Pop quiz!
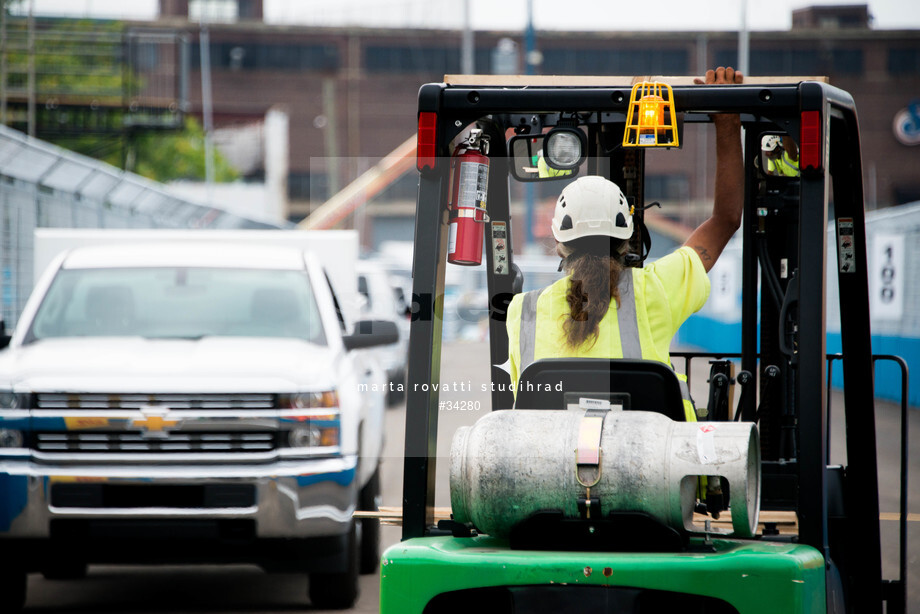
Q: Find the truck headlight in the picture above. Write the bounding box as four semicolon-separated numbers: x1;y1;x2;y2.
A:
288;421;340;449
281;391;340;450
0;390;26;409
280;391;339;409
0;429;23;448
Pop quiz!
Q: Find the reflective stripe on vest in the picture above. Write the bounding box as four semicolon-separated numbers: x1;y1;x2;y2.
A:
677;373;692;405
518;270;694;406
616;270;641;359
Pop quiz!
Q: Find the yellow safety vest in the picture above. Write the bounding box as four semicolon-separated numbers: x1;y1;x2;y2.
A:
767;151;800;177
506;246;710;420
537;154;573;178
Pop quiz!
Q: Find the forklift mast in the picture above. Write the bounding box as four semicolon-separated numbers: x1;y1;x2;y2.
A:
399;76;904;614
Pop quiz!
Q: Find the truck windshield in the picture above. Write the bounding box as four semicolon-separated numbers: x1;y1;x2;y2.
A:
25;267;327;345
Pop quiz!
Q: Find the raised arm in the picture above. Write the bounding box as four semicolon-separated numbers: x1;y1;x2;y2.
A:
684;66;744;272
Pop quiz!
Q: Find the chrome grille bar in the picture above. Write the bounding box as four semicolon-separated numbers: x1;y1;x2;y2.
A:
35;432;277;453
35;393;275;410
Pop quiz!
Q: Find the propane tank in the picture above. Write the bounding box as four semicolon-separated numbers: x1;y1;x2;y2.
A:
447;129;490;266
450;410;760;539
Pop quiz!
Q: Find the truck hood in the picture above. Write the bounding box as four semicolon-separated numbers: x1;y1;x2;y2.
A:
0;337;339;392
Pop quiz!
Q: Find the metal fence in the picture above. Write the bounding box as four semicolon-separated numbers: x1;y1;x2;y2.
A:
0;124;286;328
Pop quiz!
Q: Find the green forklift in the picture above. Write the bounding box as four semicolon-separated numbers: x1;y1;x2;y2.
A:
379;74;909;614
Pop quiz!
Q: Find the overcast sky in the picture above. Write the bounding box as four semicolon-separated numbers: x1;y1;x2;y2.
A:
14;0;920;31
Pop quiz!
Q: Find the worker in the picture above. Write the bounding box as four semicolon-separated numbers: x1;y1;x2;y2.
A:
506;67;745;421
762;135;800;177
532;149;573;178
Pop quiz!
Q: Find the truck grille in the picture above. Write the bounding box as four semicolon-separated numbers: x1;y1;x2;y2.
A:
35;393;275;410
34;432;278;453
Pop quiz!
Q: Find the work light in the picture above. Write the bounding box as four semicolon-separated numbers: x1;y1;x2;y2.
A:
623;81;680;148
544;126;586;170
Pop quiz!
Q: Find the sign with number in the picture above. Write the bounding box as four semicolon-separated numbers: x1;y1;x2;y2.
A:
869;233;905;320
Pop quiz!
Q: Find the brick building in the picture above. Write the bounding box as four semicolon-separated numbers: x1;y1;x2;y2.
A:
153;2;920;248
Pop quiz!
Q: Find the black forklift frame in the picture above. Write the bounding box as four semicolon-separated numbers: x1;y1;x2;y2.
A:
402;79;903;614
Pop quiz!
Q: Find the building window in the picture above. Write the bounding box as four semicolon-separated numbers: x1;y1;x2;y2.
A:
760;50;819;75
190;0;238;23
888;47;920;76
474;48;493;74
133;41;160;72
192;42;339;71
365;46;457;75
716;47;863;77
237;0;260;19
715;49;821;75
288;172;329;202
542;48;688;75
363;45;492;74
831;49;864;75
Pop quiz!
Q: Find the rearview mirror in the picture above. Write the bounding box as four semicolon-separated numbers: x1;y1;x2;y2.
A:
508;134;581;182
760;134;801;178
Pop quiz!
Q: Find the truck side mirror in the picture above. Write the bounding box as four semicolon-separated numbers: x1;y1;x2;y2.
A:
343;319;399;351
0;321;10;350
507;134;582;183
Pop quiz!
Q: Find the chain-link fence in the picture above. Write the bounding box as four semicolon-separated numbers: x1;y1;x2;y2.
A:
0;124;287;329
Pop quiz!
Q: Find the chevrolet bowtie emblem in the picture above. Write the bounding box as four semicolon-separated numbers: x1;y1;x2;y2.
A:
132;406;180;438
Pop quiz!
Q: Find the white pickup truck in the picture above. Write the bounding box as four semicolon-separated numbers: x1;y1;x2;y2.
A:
0;229;396;611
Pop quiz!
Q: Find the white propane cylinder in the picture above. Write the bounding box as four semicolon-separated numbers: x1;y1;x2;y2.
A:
450;410;760;539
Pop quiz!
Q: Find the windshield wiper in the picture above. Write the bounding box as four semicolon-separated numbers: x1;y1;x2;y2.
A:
144;335;208;341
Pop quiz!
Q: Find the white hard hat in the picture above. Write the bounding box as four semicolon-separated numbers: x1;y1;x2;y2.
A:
762;135;782;152
551;176;633;242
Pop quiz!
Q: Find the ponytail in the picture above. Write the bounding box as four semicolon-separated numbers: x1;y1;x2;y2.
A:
557;238;628;349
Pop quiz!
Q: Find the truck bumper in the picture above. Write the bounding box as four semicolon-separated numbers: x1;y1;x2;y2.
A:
0;456;357;543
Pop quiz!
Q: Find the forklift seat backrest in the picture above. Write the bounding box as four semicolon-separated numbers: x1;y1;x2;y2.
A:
513;358;686;421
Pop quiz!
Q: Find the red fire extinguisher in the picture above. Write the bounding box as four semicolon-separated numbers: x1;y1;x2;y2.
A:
447;129;490;266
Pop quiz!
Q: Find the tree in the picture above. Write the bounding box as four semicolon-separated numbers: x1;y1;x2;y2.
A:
127;117;240;183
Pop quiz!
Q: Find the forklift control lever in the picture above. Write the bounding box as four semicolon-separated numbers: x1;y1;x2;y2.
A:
706;360;735;421
753;365;782;423
734;370;754;421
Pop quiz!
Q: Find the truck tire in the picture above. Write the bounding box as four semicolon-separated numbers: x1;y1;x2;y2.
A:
308;521;359;609
0;567;26;612
42;561;88;580
359;467;381;574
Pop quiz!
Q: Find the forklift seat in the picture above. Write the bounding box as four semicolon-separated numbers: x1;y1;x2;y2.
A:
513;358;686;421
